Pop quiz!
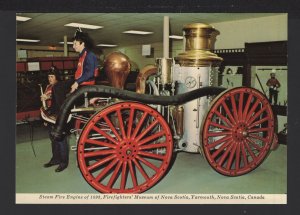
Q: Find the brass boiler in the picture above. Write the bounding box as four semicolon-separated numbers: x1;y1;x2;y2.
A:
103;51;131;89
173;23;223;152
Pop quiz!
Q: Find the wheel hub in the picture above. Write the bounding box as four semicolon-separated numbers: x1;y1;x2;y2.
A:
233;123;248;141
126;149;132;155
118;139;137;160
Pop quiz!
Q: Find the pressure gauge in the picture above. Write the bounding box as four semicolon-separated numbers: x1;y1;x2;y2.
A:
185;76;197;88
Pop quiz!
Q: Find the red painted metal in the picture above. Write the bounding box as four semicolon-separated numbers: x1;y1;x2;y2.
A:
16;110;41;121
78;102;173;193
201;87;274;176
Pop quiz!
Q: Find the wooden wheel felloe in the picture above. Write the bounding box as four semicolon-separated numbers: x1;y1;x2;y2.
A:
77;102;173;193
201;87;274;176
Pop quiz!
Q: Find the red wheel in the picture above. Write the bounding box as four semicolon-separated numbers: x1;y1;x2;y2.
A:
78;102;173;193
201;87;274;176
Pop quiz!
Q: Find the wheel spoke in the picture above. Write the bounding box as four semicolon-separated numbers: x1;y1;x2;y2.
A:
103;115;122;141
131;112;148;139
138;130;165;146
107;160;123;189
244;141;257;162
214;110;233;127
238;91;244;120
84;149;115;158
127;108;135;138
95;158;118;182
92;126;119;145
132;158;150;181
135;119;159;142
87;154;116;171
217;143;235;167
139;142;168;150
85;139;116;149
207;131;232;137
120;161;128;190
221;101;236;125
242;94;253;120
207;135;232;149
136;155;159;172
235;142;241;171
209;121;232;131
128;160;138;187
230;94;239;121
245;99;260;122
226;142;238;170
248;133;268;142
248;127;270;133
211;139;233;159
248;116;269;129
246;106;267;126
245;138;263;152
138;151;165;160
240;141;248;166
117;109;127;139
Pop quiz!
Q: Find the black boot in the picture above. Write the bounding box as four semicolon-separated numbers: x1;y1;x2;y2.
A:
43;160;59;168
54;137;69;172
55;163;68;172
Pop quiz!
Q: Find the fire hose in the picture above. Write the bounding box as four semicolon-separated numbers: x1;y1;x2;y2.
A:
51;85;226;140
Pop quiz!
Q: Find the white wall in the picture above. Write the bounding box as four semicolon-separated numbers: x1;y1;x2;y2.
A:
102;42;166;71
102;14;287;69
213;14;287;49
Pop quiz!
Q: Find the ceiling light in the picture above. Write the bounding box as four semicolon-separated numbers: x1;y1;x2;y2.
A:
16;16;31;22
16;39;40;43
64;23;103;30
123;30;153;35
169;35;184;39
59;41;73;45
97;44;118;47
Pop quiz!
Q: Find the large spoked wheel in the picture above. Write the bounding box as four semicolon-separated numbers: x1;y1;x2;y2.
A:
78;102;173;193
201;87;274;176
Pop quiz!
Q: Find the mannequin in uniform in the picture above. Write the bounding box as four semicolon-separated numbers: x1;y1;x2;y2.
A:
41;67;69;172
50;28;98;112
266;69;281;105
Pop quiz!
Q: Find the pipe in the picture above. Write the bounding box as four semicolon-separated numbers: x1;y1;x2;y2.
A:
146;80;159;96
64;35;68;57
51;85;226;140
163;16;169;59
135;65;157;94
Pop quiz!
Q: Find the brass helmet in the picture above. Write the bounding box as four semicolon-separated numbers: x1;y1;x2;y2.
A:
103;51;131;89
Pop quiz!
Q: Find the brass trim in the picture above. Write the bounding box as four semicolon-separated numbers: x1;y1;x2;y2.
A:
136;65;157;94
176;23;223;67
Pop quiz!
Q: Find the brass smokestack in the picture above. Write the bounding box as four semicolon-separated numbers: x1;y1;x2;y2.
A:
175;23;223;67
